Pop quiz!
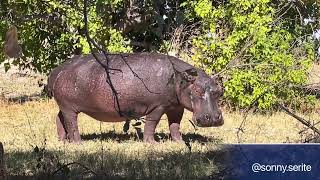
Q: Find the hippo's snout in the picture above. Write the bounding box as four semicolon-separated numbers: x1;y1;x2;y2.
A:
194;113;224;127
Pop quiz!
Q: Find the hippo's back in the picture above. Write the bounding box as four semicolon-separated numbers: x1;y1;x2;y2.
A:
47;53;195;119
47;56;78;97
47;53;194;97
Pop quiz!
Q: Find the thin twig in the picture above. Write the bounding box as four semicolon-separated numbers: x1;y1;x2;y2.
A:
299;120;320;134
236;91;267;143
51;162;97;176
99;121;104;171
119;54;160;94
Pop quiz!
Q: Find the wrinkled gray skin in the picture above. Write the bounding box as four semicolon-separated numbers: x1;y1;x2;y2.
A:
47;53;223;143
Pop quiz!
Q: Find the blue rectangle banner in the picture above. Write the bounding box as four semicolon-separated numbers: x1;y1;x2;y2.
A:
219;144;320;180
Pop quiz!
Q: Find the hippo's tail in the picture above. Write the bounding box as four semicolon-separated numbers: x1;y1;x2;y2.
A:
37;77;53;98
44;84;53;98
45;73;55;98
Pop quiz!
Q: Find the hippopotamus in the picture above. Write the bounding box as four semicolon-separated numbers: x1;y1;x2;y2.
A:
47;53;223;143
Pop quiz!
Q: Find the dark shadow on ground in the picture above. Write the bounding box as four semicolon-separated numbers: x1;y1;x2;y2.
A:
4;145;230;180
6;145;320;179
3;93;46;104
81;131;222;144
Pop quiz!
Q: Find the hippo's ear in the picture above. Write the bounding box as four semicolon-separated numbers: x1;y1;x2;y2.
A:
182;68;198;82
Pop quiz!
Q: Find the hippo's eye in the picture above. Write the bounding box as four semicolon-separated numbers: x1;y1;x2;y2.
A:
210;88;217;93
209;86;223;96
208;87;219;95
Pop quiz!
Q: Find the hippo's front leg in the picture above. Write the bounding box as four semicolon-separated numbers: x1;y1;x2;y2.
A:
166;106;184;141
144;107;164;143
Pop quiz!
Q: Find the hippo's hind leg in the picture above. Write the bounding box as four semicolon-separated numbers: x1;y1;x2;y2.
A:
56;110;81;143
166;106;184;141
56;111;66;141
144;107;164;143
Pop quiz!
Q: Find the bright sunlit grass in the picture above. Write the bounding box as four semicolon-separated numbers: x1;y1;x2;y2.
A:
0;66;319;178
0;99;317;178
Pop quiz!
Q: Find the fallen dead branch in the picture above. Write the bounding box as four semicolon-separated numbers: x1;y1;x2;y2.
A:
279;104;320;136
51;162;97;177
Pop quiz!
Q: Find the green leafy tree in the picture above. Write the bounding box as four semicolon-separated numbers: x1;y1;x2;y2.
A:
0;0;131;74
0;0;318;110
0;0;193;73
190;0;317;110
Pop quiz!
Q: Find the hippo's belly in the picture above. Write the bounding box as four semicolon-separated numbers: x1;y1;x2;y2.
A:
83;112;127;122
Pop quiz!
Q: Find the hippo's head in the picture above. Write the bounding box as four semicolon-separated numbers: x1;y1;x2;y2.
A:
178;69;224;127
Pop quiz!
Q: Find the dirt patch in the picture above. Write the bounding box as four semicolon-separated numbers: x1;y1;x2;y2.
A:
0;65;46;102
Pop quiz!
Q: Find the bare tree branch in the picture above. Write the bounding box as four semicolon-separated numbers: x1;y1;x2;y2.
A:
83;0;123;116
83;0;161;118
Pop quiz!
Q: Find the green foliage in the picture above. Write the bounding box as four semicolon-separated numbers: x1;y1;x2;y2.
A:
0;0;131;74
190;0;316;110
106;29;132;53
0;0;318;110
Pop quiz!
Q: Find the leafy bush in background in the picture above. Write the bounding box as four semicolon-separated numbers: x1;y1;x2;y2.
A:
190;0;317;110
0;0;319;111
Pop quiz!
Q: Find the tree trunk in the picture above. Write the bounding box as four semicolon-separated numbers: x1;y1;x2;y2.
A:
0;142;6;180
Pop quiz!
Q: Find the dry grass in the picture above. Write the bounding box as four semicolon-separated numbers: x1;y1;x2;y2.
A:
0;66;320;179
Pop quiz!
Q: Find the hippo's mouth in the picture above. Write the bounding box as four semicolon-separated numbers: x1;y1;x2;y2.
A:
193;114;224;127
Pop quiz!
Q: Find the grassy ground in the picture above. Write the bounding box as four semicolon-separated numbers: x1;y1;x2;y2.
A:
0;66;319;179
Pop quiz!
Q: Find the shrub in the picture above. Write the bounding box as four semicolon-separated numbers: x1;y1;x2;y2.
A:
190;0;316;110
